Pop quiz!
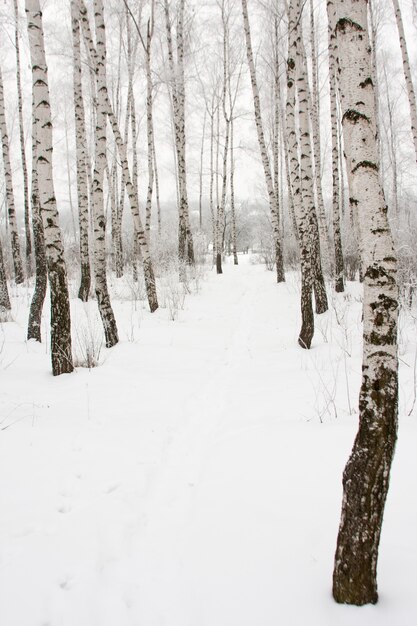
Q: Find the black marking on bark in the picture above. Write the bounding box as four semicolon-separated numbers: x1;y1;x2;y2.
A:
352;160;378;174
343;109;370;124
360;77;373;89
336;18;365;34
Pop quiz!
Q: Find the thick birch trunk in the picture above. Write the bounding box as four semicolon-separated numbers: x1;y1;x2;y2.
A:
0;69;24;285
391;0;417;167
71;0;91;302
332;0;398;605
241;0;284;283
26;0;73;375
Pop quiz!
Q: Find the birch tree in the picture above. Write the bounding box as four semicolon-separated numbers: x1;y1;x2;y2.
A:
164;0;195;272
0;239;11;315
286;0;314;348
332;0;398;604
13;0;32;269
90;0;119;347
0;68;24;285
25;0;73;375
241;0;284;283
27;94;47;342
71;0;91;302
326;0;344;292
391;0;417;167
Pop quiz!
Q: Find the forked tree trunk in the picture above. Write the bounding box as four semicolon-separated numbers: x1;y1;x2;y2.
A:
296;27;328;316
13;0;32;271
391;0;417;167
80;0;158;313
0;68;24;285
26;0;73;375
241;0;284;283
90;0;119;348
332;0;398;605
326;0;344;292
286;0;314;349
71;0;91;302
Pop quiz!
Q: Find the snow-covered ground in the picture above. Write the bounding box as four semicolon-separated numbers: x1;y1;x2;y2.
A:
0;255;416;626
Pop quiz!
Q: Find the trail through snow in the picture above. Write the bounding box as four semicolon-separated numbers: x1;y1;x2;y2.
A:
0;256;416;625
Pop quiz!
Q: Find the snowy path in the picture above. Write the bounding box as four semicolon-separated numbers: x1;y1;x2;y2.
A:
0;257;416;626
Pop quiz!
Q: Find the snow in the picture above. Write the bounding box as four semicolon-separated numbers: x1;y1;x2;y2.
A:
0;255;416;625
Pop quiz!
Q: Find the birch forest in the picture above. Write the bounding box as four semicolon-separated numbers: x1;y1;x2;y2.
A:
0;0;416;622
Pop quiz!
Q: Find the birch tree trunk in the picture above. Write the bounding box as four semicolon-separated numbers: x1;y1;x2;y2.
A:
326;0;344;292
306;6;332;273
241;0;284;283
295;7;328;315
286;0;314;348
71;0;91;302
0;239;11;314
0;68;24;285
27;95;47;342
332;0;398;604
13;0;32;271
25;0;73;375
391;0;417;167
90;0;119;348
164;0;194;273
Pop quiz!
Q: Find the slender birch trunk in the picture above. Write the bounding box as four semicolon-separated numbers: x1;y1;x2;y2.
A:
332;0;398;605
0;237;11;314
152;133;162;234
27;93;47;342
241;0;284;283
71;0;91;302
25;0;73;375
13;0;32;270
89;0;118;348
0;68;24;285
327;0;344;292
306;4;331;272
199;110;206;230
164;0;194;272
391;0;417;167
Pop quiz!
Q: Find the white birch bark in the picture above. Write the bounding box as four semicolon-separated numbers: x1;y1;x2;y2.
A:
71;0;91;302
295;9;328;315
332;0;398;605
286;0;314;348
25;0;73;375
0;239;11;313
391;0;417;167
326;0;344;292
13;0;32;269
27;91;47;342
241;0;284;282
89;0;119;348
164;0;194;271
0;68;24;285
